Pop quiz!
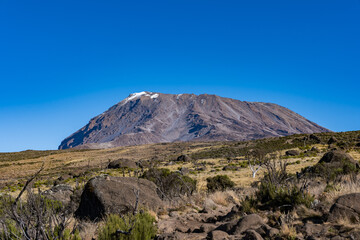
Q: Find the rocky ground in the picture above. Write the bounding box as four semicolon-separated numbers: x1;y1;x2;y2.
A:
1;131;360;239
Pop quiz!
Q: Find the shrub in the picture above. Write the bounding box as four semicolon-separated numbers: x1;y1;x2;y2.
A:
98;211;157;240
256;182;314;211
206;175;235;193
141;168;197;199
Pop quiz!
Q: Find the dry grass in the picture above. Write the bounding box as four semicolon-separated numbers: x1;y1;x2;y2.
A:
1;138;359;195
322;175;360;204
209;190;240;206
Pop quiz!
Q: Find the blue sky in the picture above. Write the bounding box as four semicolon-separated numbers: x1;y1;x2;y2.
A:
0;0;359;152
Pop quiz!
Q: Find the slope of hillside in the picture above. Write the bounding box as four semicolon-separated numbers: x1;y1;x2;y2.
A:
59;92;330;149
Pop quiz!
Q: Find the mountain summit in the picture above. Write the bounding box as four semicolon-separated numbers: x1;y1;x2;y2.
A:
59;92;330;149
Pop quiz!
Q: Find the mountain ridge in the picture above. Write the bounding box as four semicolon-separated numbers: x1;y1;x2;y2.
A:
59;91;330;149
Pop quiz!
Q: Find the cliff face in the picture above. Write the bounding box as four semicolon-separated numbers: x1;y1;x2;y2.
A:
59;92;330;149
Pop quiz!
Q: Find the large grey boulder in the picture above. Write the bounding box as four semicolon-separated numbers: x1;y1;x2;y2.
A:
285;150;299;156
107;159;138;169
216;214;265;235
328;193;360;223
75;176;163;220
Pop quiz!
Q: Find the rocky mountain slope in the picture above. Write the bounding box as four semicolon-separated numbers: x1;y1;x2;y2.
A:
59;91;330;149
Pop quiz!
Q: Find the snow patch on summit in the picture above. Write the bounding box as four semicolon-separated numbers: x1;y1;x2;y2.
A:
123;91;159;104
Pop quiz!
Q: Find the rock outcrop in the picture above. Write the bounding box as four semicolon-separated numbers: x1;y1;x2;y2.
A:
75;176;163;220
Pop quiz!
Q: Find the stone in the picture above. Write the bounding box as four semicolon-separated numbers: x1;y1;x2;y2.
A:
217;214;265;235
328;193;360;223
42;184;73;205
75;176;163;220
207;230;230;240
176;155;192;162
107;159;138;169
285;150;299;156
243;229;264;240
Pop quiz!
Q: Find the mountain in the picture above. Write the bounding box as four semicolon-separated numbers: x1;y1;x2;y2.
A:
59;92;330;149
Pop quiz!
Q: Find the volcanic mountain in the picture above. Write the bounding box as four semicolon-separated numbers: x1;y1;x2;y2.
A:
59;92;330;149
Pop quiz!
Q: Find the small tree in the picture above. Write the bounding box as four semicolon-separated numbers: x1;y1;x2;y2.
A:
246;149;267;178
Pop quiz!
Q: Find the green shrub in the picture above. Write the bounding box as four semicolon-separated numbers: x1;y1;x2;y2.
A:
141;168;197;199
98;211;157;240
255;182;313;211
206;175;235;193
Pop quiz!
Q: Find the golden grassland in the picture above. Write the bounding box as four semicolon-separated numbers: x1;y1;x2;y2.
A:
0;131;359;193
0;146;358;194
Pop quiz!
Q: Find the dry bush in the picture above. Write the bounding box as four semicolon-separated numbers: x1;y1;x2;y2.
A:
323;175;360;203
209;190;239;207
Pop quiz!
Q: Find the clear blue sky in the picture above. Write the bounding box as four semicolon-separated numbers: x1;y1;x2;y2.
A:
0;0;359;152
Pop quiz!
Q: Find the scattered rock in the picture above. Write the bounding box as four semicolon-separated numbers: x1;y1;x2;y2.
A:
328;136;338;145
243;229;264;240
310;146;319;152
43;184;73;205
202;198;219;213
207;230;231;240
176;154;192;162
75;176;163;220
318;151;359;169
222;165;239;171
180;167;190;175
328;193;360;223
217;214;265;235
310;134;321;143
107;159;137;169
285;150;299;156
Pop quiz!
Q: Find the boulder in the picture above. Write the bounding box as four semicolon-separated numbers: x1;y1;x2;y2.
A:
222;165;239;171
176;154;192;162
207;230;231;240
243;230;264;240
217;214;265;235
107;159;138;169
318;151;358;168
75;176;163;220
285;150;299;156
328;136;338;145
310;134;321;143
328;193;360;223
43;184;73;205
310;146;319;152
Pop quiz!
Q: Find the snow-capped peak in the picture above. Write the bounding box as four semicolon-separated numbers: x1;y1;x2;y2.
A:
123;91;159;104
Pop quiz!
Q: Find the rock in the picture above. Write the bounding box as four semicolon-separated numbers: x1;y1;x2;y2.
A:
319;151;354;164
180;167;190;175
310;134;321;143
285;150;299;156
202;198;219;213
75;176;163;220
310;146;319;152
356;142;360;147
107;159;137;169
217;214;265;235
328;136;338;145
243;229;264;240
328;193;360;223
195;166;207;171
43;184;73;205
222;165;239;171
207;230;231;240
317;151;359;169
136;159;150;168
176;154;192;162
165;161;175;166
301;222;329;238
